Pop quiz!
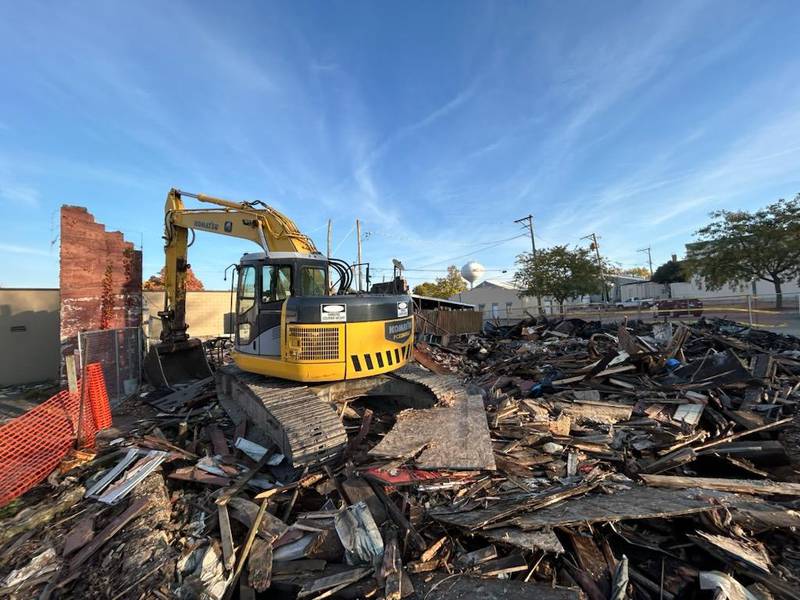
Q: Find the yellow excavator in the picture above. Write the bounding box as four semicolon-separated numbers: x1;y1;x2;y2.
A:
144;189;459;466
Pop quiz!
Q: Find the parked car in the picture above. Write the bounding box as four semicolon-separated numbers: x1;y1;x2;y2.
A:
654;298;704;318
615;297;654;309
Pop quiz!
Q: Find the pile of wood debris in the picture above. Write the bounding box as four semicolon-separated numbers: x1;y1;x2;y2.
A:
2;316;800;599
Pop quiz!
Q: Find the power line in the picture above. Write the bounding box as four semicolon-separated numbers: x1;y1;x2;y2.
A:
637;246;653;277
414;233;528;269
332;222;356;254
581;232;609;303
514;214;543;313
371;267;511;273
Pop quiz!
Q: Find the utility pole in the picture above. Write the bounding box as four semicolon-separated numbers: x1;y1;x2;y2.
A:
514;214;544;314
637;246;653;278
582;232;608;303
356;219;362;292
326;220;333;294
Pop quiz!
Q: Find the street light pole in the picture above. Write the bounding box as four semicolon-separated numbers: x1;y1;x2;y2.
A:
514;214;544;314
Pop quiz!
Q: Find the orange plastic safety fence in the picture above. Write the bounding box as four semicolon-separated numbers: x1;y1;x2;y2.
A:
0;380;97;508
86;363;112;430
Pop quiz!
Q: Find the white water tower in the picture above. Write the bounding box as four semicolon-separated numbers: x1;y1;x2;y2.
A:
461;261;485;289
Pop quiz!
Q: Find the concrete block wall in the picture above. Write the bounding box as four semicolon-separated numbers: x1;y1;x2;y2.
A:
143;290;233;340
0;289;61;385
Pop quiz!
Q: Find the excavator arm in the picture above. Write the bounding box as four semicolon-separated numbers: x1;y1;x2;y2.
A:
159;188;322;344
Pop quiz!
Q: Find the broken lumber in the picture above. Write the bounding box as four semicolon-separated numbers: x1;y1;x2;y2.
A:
640;474;800;496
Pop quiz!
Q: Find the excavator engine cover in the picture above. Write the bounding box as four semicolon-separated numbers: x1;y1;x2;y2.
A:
144;338;213;388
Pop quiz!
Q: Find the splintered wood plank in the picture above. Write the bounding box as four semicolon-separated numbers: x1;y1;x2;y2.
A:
298;567;372;598
480;527;564;554
228;497;289;543
562;529;609;589
248;538;273;592
62;515;95;556
554;401;632;424
695;417;793;451
511;486;744;530
341;477;386;523
208;424;230;457
430;479;601;530
369;395;495;471
691;530;772;573
419;536;447;563
65;498;148;578
474;553;529;577
410;573;583;600
640;475;800;496
218;504;236;571
455;545;497;569
381;531;403;600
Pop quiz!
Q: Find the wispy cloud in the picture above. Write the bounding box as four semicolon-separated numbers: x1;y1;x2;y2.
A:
0;180;40;207
354;80;480;179
0;242;50;257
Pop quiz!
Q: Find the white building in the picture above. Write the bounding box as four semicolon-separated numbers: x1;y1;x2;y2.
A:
619;275;800;302
450;280;537;323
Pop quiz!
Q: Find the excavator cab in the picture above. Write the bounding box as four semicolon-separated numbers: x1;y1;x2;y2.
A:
143;188;413;389
231;252;413;382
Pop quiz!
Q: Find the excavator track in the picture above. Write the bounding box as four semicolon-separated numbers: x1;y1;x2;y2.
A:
388;365;470;407
216;366;348;467
216;363;473;467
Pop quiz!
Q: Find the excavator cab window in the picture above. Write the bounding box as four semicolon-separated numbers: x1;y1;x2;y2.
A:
275;266;292;300
238;266;256;314
301;266;326;296
261;265;292;303
236;265;257;346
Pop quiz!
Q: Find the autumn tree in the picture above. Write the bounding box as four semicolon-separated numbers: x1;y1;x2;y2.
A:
514;246;604;312
686;196;800;308
143;267;205;291
621;266;651;279
413;265;467;299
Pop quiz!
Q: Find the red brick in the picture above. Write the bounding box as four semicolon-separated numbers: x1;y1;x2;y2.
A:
59;206;143;350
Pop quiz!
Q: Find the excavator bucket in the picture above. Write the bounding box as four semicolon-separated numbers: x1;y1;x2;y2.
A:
143;338;213;388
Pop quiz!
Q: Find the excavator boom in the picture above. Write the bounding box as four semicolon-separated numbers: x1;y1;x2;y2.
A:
145;188;326;387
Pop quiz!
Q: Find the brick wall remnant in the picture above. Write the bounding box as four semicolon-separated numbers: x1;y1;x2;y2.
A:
60;206;143;354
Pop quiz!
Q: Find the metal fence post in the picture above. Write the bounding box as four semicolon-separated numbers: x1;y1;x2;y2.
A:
747;295;753;327
137;326;142;387
77;333;83;372
114;331;121;403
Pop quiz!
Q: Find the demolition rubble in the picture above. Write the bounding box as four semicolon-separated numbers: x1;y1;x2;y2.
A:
2;316;800;599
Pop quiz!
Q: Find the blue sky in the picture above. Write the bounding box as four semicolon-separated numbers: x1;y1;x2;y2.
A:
2;1;800;289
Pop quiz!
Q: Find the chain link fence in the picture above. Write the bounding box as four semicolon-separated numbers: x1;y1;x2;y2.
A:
77;327;142;406
481;293;800;336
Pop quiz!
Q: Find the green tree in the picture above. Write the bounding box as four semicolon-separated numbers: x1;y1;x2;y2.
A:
513;246;604;312
652;260;687;284
686;196;800;308
412;265;467;299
